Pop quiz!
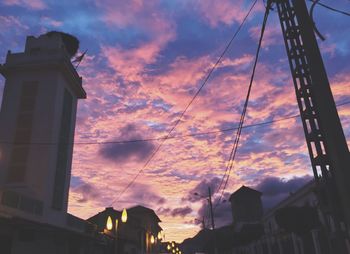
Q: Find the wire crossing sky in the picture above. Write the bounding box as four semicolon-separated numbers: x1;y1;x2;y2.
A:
108;0;259;207
0;0;349;242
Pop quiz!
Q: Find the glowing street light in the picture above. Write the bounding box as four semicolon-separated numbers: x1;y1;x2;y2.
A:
172;249;175;253
172;242;175;248
115;219;119;233
167;244;171;250
158;231;162;240
176;247;179;251
150;235;155;244
106;216;113;230
121;208;128;223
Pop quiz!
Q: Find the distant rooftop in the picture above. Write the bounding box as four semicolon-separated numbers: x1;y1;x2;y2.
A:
229;185;262;201
128;205;162;223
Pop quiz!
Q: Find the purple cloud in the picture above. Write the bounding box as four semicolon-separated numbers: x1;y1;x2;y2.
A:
171;206;193;217
73;181;101;203
157;206;193;217
255;175;313;210
196;193;232;228
183;177;222;202
99;124;155;163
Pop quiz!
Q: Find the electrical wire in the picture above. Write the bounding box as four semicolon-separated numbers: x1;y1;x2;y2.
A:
1;100;349;146
212;0;350;210
309;0;350;17
214;1;272;210
107;0;259;206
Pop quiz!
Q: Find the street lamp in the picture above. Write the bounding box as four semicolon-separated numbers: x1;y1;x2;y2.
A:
121;208;128;223
106;216;113;231
157;231;162;240
167;244;171;251
194;188;215;230
105;210;128;232
150;235;155;244
105;209;128;254
115;219;119;233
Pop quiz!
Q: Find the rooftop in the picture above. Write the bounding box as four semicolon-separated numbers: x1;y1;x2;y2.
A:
229;185;262;201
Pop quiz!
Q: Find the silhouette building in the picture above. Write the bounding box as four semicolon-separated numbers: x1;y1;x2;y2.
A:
0;32;86;226
229;185;263;229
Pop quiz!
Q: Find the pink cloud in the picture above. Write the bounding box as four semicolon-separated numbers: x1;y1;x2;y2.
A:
71;54;346;242
40;17;63;27
249;23;282;49
0;15;29;31
102;42;163;82
330;72;350;101
65;9;350;242
192;0;262;27
2;0;47;10
98;1;176;83
96;0;147;28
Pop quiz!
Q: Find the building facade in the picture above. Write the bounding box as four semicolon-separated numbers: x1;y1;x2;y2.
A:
231;181;350;254
0;32;110;254
182;182;349;254
229;186;263;231
88;206;163;254
0;32;86;226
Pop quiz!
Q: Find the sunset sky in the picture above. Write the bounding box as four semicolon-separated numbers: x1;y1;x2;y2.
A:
0;0;349;242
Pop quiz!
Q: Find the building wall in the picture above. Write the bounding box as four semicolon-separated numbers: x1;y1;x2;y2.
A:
231;194;263;224
230;181;350;254
0;33;85;228
0;216;108;254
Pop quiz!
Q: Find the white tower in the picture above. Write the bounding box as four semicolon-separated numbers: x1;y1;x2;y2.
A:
0;32;86;226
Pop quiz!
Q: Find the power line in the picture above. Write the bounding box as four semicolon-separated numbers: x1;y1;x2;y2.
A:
217;4;271;206
211;100;350;207
107;0;259;206
1;100;349;146
309;0;350;17
212;0;350;209
214;1;272;210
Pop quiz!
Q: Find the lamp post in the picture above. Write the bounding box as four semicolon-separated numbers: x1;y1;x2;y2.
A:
194;187;217;254
147;233;157;254
167;243;171;252
105;209;128;254
194;187;215;230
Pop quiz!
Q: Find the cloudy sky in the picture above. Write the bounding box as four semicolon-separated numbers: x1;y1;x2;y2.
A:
0;0;349;242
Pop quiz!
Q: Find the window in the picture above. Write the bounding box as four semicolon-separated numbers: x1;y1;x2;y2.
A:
52;89;73;210
7;82;38;182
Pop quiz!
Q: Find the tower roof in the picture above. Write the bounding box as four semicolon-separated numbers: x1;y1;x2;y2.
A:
128;205;162;223
229;185;262;202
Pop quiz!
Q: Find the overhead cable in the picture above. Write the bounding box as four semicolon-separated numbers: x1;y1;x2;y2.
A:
107;0;259;206
309;0;350;17
214;1;272;209
1;100;349;146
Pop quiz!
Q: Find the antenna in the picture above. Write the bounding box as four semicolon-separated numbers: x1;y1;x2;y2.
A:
72;49;88;69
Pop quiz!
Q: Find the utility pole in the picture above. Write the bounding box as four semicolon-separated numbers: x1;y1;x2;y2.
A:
273;0;350;252
208;187;215;230
194;217;206;229
208;187;218;254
